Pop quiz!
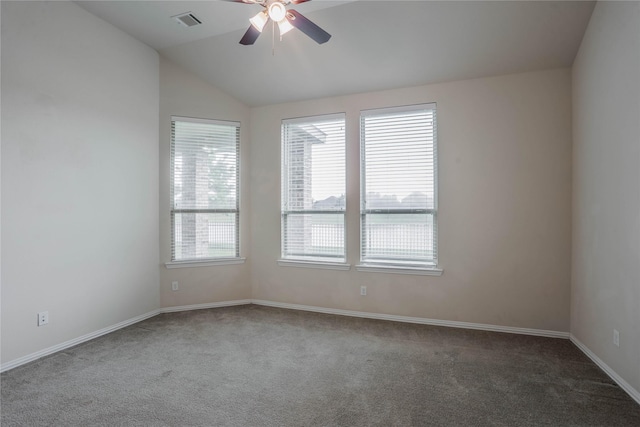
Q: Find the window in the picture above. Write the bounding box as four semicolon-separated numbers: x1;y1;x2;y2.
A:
360;104;438;268
281;114;346;262
170;116;240;262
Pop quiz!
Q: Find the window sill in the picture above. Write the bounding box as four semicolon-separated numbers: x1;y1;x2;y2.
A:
355;264;443;276
277;259;351;271
165;258;246;269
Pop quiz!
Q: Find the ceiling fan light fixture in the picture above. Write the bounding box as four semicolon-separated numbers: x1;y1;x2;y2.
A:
277;18;294;35
233;0;332;46
249;10;268;32
268;2;287;22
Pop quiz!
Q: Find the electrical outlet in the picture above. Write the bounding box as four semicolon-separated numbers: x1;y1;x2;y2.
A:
171;281;179;291
360;286;367;296
37;311;49;326
613;329;620;347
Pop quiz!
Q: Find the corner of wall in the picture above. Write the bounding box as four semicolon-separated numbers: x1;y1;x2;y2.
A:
158;56;253;309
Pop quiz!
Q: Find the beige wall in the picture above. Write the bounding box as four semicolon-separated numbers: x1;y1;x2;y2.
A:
1;1;159;364
571;1;640;392
159;57;252;307
250;69;573;332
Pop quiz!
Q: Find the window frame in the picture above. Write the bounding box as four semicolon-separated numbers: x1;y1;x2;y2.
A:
280;113;348;266
168;115;242;266
358;103;441;273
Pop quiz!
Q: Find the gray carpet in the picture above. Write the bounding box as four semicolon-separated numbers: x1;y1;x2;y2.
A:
2;305;639;426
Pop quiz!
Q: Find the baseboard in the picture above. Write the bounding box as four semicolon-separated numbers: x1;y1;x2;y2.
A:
159;299;252;314
0;309;161;373
1;299;253;373
570;334;640;405
0;298;571;374
7;300;638;406
251;299;569;339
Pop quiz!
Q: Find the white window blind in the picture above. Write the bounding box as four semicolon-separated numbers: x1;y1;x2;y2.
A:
170;116;240;261
281;114;346;262
360;104;438;267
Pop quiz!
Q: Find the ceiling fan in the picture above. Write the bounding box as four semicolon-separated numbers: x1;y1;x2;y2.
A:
226;0;331;46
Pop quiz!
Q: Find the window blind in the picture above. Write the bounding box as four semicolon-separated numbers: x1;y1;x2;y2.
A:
281;114;346;261
170;116;240;261
360;104;438;266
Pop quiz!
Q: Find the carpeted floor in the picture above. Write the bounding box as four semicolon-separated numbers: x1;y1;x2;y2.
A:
2;305;639;426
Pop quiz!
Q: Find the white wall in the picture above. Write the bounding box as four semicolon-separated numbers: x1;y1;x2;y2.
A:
1;1;159;365
251;68;573;332
159;57;252;307
571;1;640;394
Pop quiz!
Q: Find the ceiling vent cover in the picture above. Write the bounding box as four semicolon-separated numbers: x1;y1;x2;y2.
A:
172;12;202;28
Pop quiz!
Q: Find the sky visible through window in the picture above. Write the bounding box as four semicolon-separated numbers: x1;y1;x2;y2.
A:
307;113;435;206
307;119;345;204
362;110;436;210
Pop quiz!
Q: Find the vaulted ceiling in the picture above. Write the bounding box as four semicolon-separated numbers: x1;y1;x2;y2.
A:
77;1;595;106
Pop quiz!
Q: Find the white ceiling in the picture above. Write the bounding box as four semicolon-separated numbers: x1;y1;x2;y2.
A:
77;1;595;107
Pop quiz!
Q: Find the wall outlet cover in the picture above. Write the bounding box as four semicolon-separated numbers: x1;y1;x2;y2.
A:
37;311;49;326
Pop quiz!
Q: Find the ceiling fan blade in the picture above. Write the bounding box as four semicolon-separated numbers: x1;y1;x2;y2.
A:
239;25;261;45
290;0;311;4
286;9;331;44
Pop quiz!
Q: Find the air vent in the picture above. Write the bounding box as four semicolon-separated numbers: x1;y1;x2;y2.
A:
172;12;202;28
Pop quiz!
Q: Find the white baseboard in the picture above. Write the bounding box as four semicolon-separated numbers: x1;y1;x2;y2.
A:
6;299;638;406
159;299;252;313
1;299;253;373
570;334;640;405
251;299;569;339
0;309;160;373
0;298;574;375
